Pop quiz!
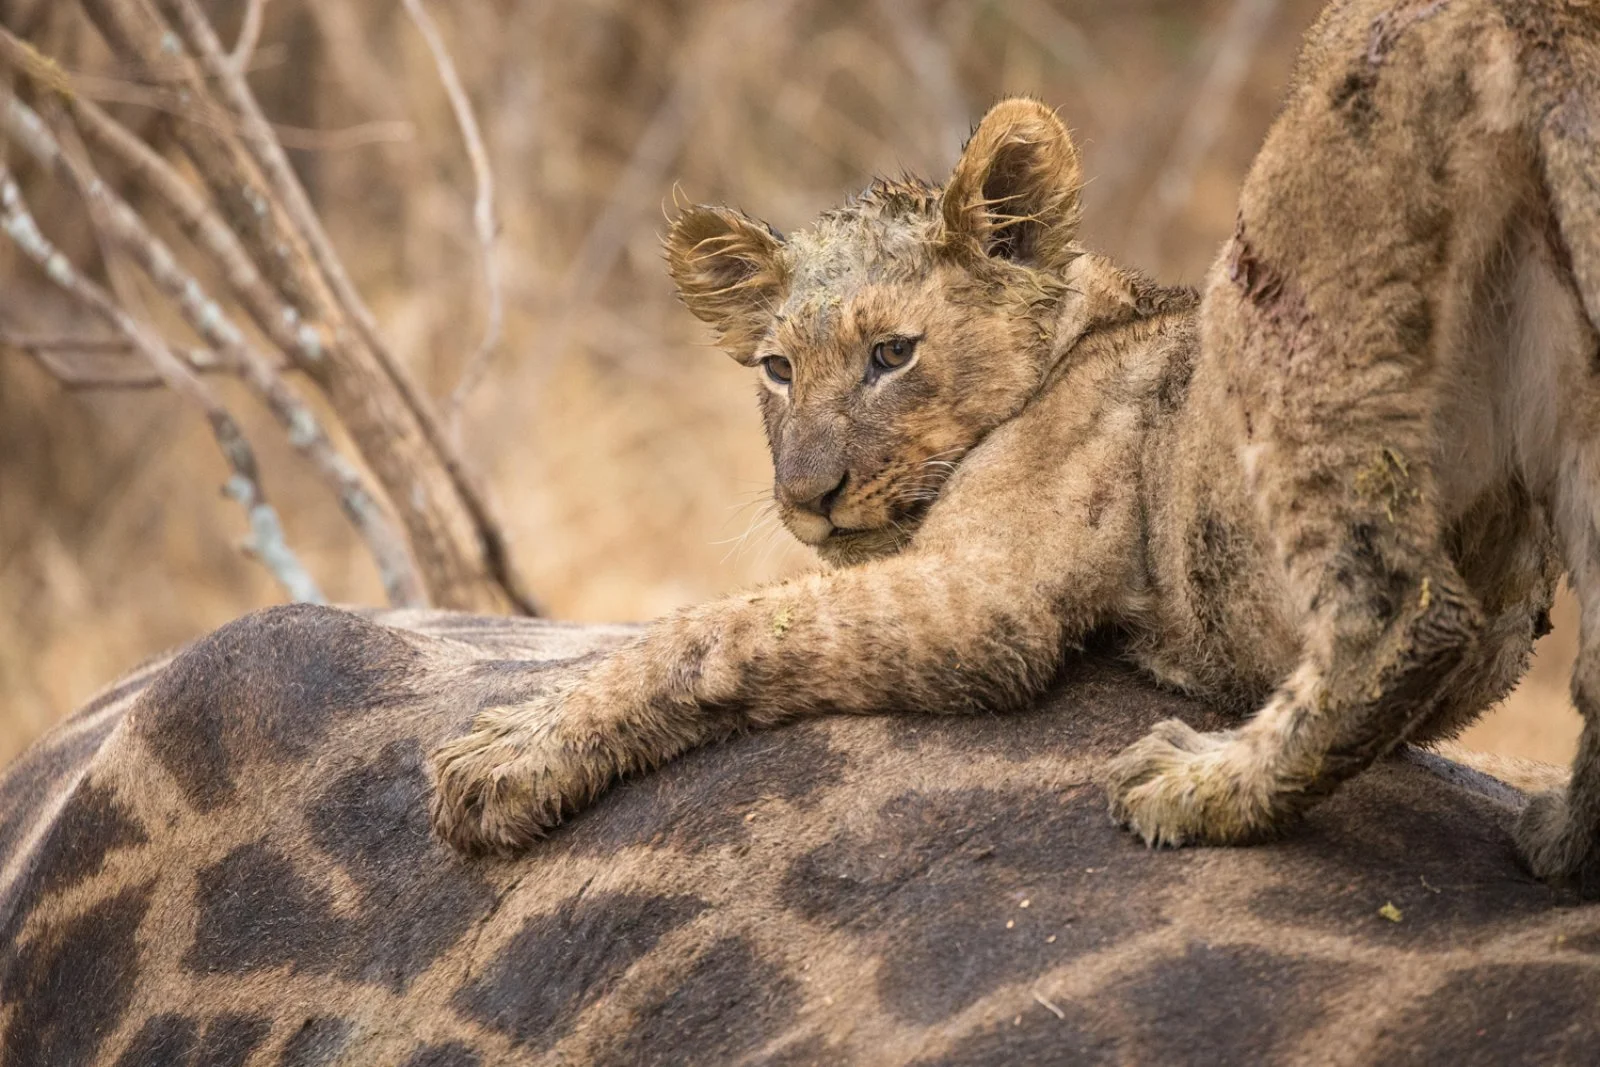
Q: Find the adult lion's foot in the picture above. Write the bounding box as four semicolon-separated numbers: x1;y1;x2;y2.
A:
430;688;609;856
1104;719;1289;847
1515;789;1600;899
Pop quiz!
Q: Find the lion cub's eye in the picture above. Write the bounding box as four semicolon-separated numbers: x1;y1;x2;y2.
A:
870;337;917;375
761;355;793;386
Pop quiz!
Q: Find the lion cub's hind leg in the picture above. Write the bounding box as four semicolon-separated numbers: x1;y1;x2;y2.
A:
1108;18;1501;839
1518;531;1600;897
1511;216;1600;896
1405;489;1559;747
1107;346;1483;845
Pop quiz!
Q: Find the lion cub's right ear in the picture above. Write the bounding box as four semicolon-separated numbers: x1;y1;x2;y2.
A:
942;98;1082;274
664;205;787;359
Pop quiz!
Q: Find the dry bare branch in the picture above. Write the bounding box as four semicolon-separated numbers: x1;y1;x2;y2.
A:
159;0;536;612
400;0;505;436
64;0;536;613
0;158;323;603
1;88;427;604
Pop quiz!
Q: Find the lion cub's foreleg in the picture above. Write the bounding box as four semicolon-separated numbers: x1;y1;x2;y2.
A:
431;535;1121;854
1517;552;1600;897
431;386;1143;855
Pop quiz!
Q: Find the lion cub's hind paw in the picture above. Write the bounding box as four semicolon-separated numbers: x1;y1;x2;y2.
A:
1104;719;1286;849
1515;790;1600;899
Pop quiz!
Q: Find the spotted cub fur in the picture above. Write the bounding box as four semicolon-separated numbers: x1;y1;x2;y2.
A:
432;0;1600;894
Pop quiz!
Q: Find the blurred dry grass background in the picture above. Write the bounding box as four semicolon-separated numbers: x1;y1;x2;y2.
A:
0;0;1580;768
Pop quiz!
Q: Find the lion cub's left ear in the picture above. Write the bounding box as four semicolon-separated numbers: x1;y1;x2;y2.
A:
664;205;788;359
942;98;1082;273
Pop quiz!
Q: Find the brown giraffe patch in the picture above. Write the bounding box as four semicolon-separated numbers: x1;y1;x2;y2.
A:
2;885;153;1067
186;739;495;991
0;716;121;898
1367;963;1600;1065
1108;943;1356;1064
397;1043;481;1067
596;937;802;1067
306;740;495;985
780;785;1198;1023
276;1017;354;1067
1247;770;1563;943
133;604;419;812
184;842;353;977
25;781;146;900
561;722;848;858
111;1015;197;1066
189;1015;271;1067
453;892;708;1051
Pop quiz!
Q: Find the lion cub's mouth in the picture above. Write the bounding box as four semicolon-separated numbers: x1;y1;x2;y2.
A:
779;489;937;561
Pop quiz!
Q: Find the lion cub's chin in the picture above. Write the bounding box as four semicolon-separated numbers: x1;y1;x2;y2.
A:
810;527;911;568
781;511;835;547
779;509;909;566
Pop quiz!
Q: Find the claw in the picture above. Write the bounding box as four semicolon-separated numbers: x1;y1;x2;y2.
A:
1104;720;1286;848
427;688;593;856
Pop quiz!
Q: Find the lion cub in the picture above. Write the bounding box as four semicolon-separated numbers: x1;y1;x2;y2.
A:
433;0;1600;893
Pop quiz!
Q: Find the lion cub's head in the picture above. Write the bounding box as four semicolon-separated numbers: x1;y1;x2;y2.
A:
666;99;1083;565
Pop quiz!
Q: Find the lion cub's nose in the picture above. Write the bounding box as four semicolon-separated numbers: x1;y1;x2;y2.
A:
779;471;848;520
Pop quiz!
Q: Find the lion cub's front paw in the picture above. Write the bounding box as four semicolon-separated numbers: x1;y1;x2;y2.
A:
1515;789;1600;899
430;692;603;856
1104;719;1287;848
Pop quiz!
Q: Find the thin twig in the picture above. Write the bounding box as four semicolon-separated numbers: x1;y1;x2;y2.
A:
228;0;268;74
0;159;322;603
0;89;427;606
400;0;505;437
2;330;234;389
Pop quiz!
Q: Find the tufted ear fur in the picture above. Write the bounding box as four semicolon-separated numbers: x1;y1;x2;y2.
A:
941;98;1082;273
664;205;788;359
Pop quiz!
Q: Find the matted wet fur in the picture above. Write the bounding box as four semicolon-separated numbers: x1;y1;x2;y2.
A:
431;0;1600;895
4;607;1600;1065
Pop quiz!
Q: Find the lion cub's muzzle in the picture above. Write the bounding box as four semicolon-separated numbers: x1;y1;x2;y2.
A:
776;467;849;545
